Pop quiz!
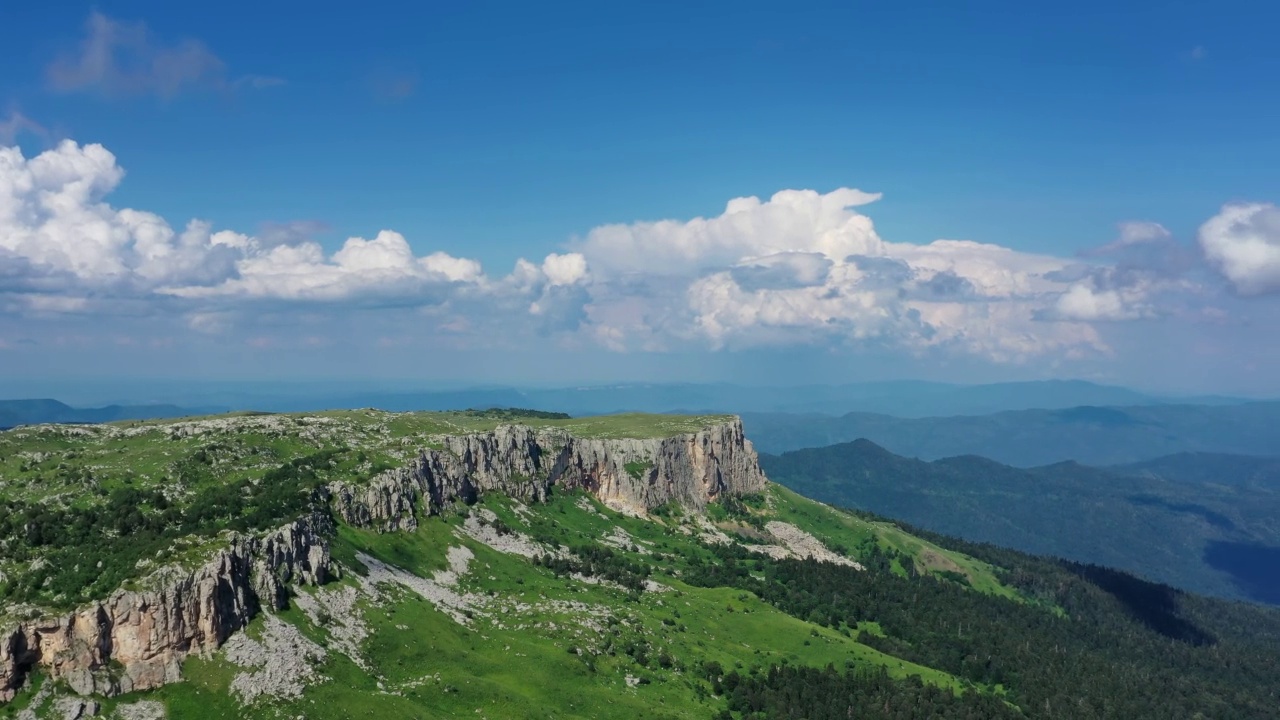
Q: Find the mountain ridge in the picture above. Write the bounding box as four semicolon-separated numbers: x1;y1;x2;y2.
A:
5;378;1254;421
744;401;1280;465
4;410;1280;719
760;439;1280;603
0;399;221;431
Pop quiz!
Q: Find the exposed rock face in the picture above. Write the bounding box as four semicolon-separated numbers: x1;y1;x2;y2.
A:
331;418;766;530
0;513;332;703
0;416;762;704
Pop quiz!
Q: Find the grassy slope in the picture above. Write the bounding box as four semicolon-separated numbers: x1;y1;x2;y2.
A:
766;485;1020;600
3;486;1012;719
266;491;974;719
0;411;1034;718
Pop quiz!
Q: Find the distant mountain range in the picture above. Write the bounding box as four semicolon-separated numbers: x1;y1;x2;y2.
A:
0;399;221;429
6;382;1274;465
4;379;1252;419
742;402;1280;466
759;441;1280;604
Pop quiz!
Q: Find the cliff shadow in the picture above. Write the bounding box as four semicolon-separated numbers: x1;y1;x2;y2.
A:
1063;562;1215;646
1204;541;1280;606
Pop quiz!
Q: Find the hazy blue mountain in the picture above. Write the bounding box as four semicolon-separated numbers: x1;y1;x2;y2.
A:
272;379;1248;418
759;441;1280;604
1112;452;1280;490
0;399;219;429
742;402;1280;466
9;379;1248;419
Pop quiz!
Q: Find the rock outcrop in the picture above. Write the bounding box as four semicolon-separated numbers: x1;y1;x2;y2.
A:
0;513;332;703
331;418;766;530
0;416;762;704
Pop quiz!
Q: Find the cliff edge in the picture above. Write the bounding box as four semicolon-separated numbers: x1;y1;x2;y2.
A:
0;416;763;703
331;417;767;531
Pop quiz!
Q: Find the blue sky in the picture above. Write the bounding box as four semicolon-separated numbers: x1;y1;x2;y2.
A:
2;1;1280;395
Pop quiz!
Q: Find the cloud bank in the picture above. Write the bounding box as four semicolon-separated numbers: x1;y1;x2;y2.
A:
1198;203;1280;296
0;139;1267;366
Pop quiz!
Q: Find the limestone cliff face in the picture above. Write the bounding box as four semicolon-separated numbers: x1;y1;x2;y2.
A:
0;513;332;703
0;417;762;703
331;418;767;530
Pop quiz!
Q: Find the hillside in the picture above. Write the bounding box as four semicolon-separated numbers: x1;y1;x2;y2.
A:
2;411;1279;719
760;440;1280;604
743;402;1280;465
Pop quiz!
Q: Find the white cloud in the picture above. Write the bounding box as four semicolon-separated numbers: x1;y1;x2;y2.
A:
575;188;1109;360
730;252;832;291
1;140;132;281
4;138;1239;366
1199;203;1280;295
169;231;485;301
1048;285;1145;322
541;252;588;286
47;12;281;98
0;140;580;321
576;188;884;278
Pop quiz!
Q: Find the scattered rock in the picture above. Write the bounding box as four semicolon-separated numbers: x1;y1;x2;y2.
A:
599;527;650;554
758;522;864;569
357;548;482;625
52;697;99;719
112;700;166;719
459;510;563;560
225;615;327;704
291;585;368;669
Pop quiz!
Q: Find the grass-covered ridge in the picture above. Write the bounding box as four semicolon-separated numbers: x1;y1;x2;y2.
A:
0;409;729;612
4;409;1280;719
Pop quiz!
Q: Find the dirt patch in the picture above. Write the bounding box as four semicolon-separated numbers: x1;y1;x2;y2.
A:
918;548;964;576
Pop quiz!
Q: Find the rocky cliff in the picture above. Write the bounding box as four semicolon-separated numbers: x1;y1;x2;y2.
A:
0;513;332;703
0;416;763;704
331;417;767;531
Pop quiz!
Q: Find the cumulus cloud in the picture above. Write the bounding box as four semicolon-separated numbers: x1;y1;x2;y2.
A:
0;140;584;331
730;252;833;292
1045;285;1146;322
47;12;282;98
164;230;485;301
4;137;1241;365
576;188;884;278
541;253;588;286
1199;203;1280;295
577;188;1119;359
